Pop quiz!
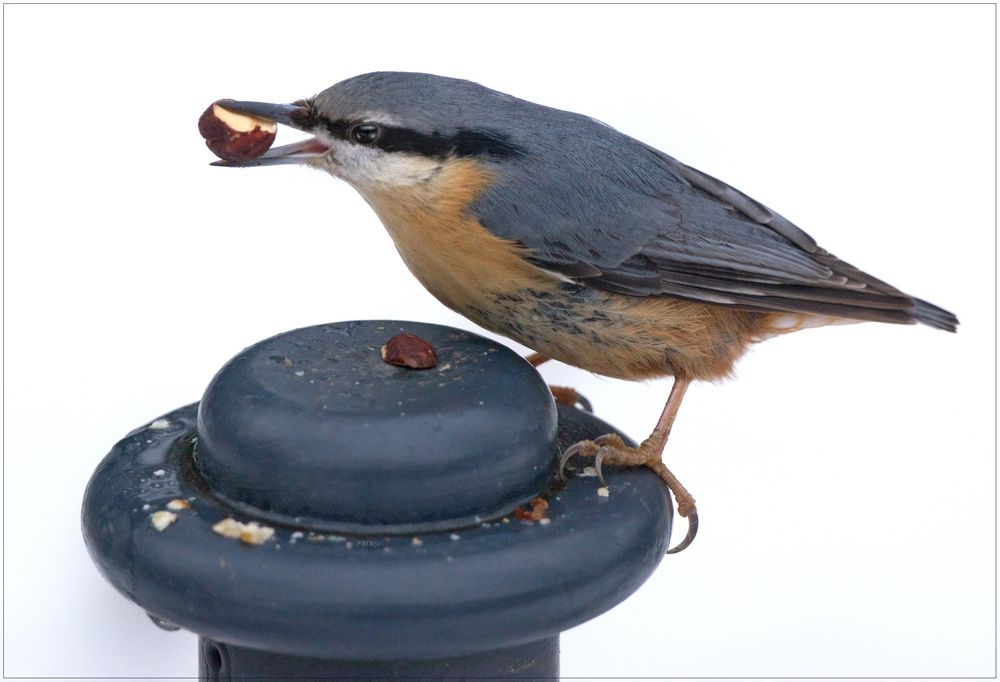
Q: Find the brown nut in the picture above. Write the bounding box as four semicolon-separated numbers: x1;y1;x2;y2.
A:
514;496;549;521
381;333;437;369
198;100;277;162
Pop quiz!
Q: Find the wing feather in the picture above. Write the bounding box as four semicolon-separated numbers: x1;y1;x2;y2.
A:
470;121;957;331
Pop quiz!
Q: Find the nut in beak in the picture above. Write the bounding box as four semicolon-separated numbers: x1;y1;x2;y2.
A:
200;99;329;167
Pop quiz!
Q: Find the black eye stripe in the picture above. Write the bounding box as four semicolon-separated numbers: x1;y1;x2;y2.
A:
324;119;351;139
322;118;523;159
377;127;452;157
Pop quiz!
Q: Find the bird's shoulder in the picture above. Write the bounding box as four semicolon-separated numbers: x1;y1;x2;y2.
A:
470;123;816;281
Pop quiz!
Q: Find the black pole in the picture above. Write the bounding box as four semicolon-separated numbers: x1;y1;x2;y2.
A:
200;636;559;681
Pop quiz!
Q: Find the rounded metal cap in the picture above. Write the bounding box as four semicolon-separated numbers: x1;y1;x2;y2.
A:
82;320;672;661
195;321;557;533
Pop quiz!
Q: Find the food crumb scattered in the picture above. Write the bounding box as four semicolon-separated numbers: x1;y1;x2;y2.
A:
294;370;305;377
212;517;275;545
450;533;460;541
166;499;190;511
597;486;610;497
152;469;166;477
150;511;177;531
580;466;599;478
539;518;552;526
411;537;423;546
149;419;171;430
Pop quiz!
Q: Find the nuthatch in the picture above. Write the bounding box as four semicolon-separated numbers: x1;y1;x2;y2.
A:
211;72;958;553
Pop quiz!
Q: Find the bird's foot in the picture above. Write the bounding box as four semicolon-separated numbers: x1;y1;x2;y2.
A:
559;433;698;554
548;385;593;412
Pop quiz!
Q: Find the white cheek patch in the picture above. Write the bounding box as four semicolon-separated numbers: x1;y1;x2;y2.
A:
316;138;444;188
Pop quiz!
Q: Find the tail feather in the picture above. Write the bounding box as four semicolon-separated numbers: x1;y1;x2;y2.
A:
911;298;958;332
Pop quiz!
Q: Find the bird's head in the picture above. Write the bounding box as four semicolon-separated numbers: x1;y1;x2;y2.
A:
213;72;535;193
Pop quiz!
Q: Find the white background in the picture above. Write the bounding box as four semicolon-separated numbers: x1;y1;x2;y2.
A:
3;4;994;679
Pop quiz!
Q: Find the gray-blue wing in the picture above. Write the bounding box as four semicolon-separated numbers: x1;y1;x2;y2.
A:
471;139;957;331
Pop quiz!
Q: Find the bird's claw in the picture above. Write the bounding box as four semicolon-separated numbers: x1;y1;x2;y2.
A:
560;432;699;554
558;440;599;481
591;434;631;484
575;393;594;413
549;385;593;412
593;447;609;486
559;434;629;485
666;509;698;554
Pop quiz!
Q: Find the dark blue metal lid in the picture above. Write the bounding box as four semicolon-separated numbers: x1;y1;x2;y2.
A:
82;321;672;660
196;321;557;533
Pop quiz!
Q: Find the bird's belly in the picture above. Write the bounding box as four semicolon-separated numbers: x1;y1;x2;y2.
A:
442;283;764;381
386;233;764;381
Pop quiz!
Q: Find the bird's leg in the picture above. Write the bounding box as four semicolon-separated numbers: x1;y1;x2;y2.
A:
560;375;697;553
524;353;593;412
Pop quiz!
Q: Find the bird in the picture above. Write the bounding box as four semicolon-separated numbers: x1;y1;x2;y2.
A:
208;71;958;553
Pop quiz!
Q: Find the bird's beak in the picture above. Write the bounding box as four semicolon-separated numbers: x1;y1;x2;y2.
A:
209;99;330;168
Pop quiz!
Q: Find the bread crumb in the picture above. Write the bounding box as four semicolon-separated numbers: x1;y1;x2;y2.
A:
597;486;610;497
212;517;275;545
150;511;177;531
166;499;190;511
580;466;599;477
149;419;171;430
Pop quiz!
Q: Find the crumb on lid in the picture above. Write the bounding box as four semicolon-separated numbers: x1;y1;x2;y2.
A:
150;511;177;531
212;517;275;545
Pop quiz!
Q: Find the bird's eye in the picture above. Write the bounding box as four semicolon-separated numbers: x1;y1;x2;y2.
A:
350;123;380;145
